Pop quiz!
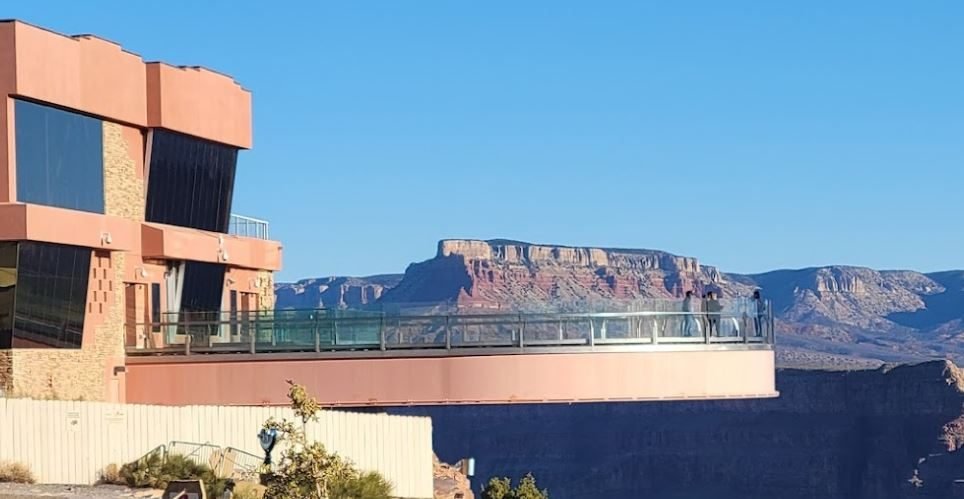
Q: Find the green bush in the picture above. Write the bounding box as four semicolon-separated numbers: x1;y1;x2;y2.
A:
482;473;548;499
119;450;226;497
329;470;393;499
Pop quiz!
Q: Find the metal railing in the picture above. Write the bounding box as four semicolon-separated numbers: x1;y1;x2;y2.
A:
228;213;270;240
131;442;263;481
126;299;775;356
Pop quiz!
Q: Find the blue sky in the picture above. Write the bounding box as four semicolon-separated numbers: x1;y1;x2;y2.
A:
8;1;963;280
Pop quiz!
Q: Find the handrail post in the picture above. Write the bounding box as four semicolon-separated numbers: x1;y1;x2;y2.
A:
379;313;386;351
651;316;659;344
588;317;595;347
768;301;775;344
704;313;711;345
445;316;452;350
519;316;526;348
313;314;321;353
184;334;191;356
249;324;256;354
742;312;750;343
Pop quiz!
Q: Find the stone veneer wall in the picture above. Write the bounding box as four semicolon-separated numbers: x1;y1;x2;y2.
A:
102;121;144;221
8;253;127;401
0;351;12;394
3;122;140;401
258;270;275;310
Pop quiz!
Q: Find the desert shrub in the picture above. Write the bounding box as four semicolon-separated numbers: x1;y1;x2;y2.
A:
329;470;393;499
233;481;266;499
260;380;394;499
513;473;549;499
119;450;226;496
482;473;548;499
99;463;124;485
0;461;34;484
482;477;513;499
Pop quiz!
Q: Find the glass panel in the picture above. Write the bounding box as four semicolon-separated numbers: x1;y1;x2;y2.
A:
12;242;91;348
145;129;238;232
0;243;17;349
15;100;104;213
151;283;161;332
180;261;226;315
229;290;238;336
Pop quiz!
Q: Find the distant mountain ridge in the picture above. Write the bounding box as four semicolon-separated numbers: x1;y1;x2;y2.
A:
275;239;964;364
275;274;403;310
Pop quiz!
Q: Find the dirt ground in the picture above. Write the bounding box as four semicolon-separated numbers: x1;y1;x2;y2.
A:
0;483;163;498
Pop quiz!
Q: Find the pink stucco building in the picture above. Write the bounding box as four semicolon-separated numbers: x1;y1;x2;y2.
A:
0;20;281;402
0;20;775;407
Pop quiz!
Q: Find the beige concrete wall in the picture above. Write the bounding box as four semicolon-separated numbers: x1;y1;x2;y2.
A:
7;252;127;402
0;398;434;499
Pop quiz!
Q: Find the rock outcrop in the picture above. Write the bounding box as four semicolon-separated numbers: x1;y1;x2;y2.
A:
380;239;729;310
433;454;474;499
396;361;964;499
280;239;964;363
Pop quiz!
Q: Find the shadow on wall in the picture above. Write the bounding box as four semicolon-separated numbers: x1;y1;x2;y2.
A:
390;362;964;499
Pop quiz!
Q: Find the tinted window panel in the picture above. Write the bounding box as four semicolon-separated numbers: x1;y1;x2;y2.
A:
145;130;238;232
180;261;226;316
15;100;104;213
0;243;17;349
13;243;90;348
151;282;161;332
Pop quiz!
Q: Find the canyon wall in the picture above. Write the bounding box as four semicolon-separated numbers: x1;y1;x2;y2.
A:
394;361;964;499
280;239;963;364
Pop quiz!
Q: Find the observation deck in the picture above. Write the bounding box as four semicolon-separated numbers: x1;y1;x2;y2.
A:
124;299;778;407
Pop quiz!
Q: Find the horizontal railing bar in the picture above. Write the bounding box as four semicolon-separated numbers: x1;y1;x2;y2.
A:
134;311;761;328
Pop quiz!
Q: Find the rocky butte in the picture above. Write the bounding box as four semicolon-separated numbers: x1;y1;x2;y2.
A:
277;239;964;366
278;239;964;497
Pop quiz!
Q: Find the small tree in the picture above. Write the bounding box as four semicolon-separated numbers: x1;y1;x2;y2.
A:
481;473;548;499
513;473;549;499
481;477;513;499
261;380;391;499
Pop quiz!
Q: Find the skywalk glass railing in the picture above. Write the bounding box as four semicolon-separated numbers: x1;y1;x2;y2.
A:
125;298;776;356
228;213;270;240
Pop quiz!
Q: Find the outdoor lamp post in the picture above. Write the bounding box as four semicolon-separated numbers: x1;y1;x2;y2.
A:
258;428;278;465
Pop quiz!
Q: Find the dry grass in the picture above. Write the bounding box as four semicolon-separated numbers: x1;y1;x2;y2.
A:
0;461;35;484
99;463;124;485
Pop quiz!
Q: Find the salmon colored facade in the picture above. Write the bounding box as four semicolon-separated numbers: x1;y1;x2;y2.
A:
126;349;777;407
0;20;777;409
0;20;280;403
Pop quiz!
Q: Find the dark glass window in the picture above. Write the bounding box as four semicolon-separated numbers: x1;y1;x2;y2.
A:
151;283;161;332
180;261;226;317
15;100;104;213
0;243;17;350
11;242;91;349
145;129;238;232
229;290;238;336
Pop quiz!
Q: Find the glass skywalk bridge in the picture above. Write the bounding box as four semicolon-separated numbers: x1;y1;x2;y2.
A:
125;299;775;357
122;299;778;407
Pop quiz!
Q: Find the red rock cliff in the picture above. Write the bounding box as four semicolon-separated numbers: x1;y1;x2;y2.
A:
380;239;728;309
